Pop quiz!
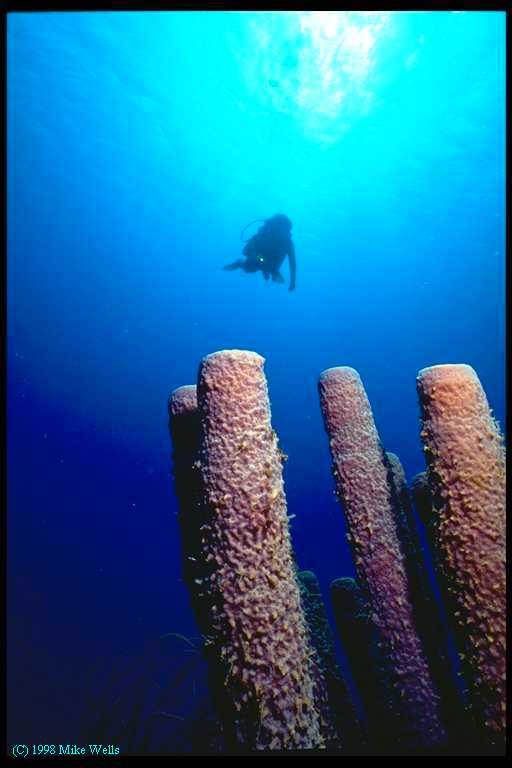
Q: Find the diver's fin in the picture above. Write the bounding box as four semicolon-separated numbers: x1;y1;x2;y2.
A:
222;260;244;271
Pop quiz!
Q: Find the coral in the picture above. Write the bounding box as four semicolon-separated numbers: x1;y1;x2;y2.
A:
318;366;445;749
196;350;328;750
416;364;506;747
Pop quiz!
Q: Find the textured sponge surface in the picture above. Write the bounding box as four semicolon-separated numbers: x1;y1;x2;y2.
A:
417;364;506;739
319;366;444;747
197;350;325;750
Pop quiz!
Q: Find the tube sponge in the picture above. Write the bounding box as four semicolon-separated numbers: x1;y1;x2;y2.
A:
168;384;218;637
318;366;444;748
168;385;201;577
330;576;393;749
197;350;326;750
168;385;200;516
416;364;506;744
410;471;432;528
387;454;470;746
169;383;197;419
297;570;362;751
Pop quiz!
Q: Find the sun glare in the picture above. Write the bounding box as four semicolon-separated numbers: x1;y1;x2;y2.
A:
236;11;392;144
297;11;390;106
273;12;390;142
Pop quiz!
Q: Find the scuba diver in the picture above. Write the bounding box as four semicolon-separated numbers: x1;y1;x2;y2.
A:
223;213;296;292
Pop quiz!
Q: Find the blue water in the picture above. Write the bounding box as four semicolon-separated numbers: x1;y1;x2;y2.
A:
8;10;506;753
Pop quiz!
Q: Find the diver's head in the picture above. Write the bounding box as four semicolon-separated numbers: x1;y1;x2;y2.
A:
268;213;292;233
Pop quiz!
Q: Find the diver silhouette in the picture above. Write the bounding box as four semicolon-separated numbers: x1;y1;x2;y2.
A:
223;213;296;292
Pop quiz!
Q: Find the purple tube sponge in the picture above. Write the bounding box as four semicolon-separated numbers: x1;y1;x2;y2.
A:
197;349;327;750
318;366;445;748
416;364;506;746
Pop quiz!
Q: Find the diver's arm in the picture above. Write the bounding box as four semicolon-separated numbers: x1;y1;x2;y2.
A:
288;241;296;291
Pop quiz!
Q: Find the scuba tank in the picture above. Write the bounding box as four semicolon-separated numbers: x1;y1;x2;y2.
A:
240;218;266;243
241;214;292;242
